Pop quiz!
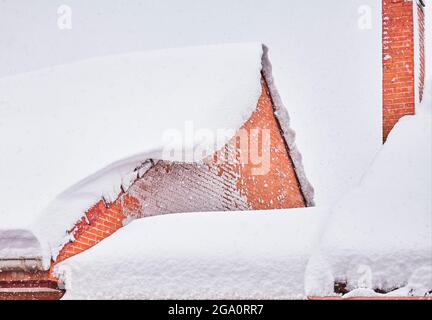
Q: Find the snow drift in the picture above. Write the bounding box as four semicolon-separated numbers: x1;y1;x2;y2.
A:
56;208;328;299
55;110;432;299
306;111;432;297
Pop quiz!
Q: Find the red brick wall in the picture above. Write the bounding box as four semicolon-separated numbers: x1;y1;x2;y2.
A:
382;0;415;142
236;78;306;209
125;160;250;217
55;195;140;263
0;270;64;300
53;78;306;264
125;78;305;219
0;193;140;299
418;2;425;102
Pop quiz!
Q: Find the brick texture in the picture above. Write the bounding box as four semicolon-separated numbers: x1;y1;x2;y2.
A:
383;0;415;142
53;77;306;265
238;78;306;209
55;195;140;263
126;78;305;219
0;270;64;300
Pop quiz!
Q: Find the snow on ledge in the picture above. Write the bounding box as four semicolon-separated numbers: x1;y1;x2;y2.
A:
0;229;48;270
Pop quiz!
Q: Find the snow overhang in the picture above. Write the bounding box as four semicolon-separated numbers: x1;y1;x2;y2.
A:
261;45;315;206
0;43;315;261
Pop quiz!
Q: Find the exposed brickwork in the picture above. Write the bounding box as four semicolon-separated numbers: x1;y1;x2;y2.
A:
55;195;140;263
383;0;415;142
2;2;424;299
126;161;250;217
53;78;306;266
126;78;305;218
0;290;64;300
0;270;55;285
0;270;64;300
418;2;425;102
237;78;306;209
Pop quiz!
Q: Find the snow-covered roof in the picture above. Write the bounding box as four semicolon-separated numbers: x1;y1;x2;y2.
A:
306;111;432;296
55;208;328;299
0;43;317;264
56;110;432;299
0;43;263;231
1;43;288;265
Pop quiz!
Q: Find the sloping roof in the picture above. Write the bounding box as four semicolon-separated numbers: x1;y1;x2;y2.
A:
0;43;313;263
0;43;261;229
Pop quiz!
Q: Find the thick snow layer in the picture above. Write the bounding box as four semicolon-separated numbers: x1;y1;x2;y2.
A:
0;229;42;260
0;0;383;208
1;0;385;281
306;111;432;296
56;208;329;299
0;43;262;251
1;0;382;250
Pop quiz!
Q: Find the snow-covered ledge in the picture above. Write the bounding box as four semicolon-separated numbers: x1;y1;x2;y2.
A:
0;230;46;271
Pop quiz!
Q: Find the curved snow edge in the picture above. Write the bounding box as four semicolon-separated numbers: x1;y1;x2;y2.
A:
35;43;315;264
261;45;315;206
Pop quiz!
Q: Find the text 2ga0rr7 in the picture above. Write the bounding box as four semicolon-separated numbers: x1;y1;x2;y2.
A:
212;304;263;316
168;304;264;317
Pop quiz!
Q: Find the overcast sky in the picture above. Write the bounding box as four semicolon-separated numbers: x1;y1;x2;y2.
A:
0;0;380;77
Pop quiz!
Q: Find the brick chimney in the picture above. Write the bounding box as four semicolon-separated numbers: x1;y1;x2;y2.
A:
382;0;426;141
382;0;416;142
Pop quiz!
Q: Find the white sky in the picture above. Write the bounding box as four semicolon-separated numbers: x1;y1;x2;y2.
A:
1;0;380;77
